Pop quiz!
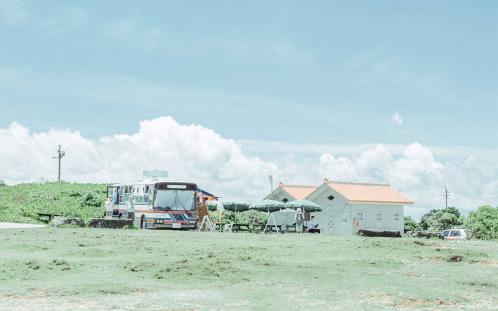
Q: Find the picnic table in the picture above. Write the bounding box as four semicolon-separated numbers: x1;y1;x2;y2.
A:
232;223;250;232
264;224;283;233
251;223;266;232
285;224;297;232
37;212;62;223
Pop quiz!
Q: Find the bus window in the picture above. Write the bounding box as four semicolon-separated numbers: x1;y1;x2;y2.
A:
154;189;195;211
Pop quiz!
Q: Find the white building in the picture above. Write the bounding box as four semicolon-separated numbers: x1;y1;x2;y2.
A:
306;179;414;235
264;183;317;203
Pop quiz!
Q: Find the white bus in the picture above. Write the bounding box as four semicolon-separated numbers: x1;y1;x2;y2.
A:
107;181;198;229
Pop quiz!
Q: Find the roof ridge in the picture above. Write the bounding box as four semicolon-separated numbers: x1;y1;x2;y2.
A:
329;180;390;187
281;184;316;188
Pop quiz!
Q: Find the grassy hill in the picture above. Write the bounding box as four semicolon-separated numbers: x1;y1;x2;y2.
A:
0;182;107;223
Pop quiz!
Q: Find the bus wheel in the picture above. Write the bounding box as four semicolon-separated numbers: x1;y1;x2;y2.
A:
141;215;146;229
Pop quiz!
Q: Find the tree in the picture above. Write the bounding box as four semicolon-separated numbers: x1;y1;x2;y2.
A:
465;206;498;240
404;216;420;232
419;207;463;233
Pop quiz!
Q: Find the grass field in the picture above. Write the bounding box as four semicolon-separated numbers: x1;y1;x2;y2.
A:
1;228;498;310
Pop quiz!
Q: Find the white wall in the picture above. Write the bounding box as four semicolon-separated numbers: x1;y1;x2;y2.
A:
307;184;405;235
350;203;404;233
264;187;295;203
307;185;353;235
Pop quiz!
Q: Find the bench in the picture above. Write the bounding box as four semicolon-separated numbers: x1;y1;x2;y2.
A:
232;223;250;233
285;224;297;232
251;224;266;233
37;213;62;223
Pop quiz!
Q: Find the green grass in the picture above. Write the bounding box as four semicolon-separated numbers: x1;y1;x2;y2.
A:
0;182;106;223
1;228;497;310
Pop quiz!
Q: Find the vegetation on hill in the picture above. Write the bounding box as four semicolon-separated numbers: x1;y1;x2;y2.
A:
465;206;498;240
0;182;107;223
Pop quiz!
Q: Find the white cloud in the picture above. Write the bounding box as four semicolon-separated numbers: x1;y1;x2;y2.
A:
392;112;403;126
0;117;277;200
1;117;497;218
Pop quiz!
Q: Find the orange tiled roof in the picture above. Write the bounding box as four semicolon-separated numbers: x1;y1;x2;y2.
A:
281;184;317;200
326;181;414;205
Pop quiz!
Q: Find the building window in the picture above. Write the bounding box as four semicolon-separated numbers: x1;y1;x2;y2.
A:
357;212;363;221
282;198;289;203
376;213;382;222
342;216;348;223
328;195;335;201
394;213;400;221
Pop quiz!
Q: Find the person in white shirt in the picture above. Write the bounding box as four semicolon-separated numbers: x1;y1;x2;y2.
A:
295;208;304;233
105;195;114;218
127;196;135;221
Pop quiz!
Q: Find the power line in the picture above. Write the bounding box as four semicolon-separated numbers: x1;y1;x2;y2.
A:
53;145;66;182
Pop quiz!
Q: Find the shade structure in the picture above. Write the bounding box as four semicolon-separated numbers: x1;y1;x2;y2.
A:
206;201;219;212
222;201;251;212
250;199;286;213
285;200;322;213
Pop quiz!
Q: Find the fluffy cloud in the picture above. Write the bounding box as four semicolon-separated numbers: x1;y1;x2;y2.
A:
0;117;276;200
1;117;497;218
319;143;443;189
392;112;403;126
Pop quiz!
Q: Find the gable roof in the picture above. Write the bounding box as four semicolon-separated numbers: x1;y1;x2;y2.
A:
325;180;414;205
280;184;317;200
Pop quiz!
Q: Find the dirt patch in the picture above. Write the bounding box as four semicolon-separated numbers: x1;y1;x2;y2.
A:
461;281;496;288
404;272;425;278
413;241;427;246
447;255;463;262
469;259;498;267
26;260;40;270
397;297;456;308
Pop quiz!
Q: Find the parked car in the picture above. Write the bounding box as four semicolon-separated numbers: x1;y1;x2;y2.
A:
440;229;467;240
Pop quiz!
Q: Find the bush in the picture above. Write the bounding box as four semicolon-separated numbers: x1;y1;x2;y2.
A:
420;207;463;233
209;210;268;228
404;216;420;232
465;206;498;240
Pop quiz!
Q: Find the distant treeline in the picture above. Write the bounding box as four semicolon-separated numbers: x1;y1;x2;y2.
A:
405;206;498;240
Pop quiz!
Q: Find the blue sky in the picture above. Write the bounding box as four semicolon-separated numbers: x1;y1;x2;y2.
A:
1;1;498;215
1;0;497;145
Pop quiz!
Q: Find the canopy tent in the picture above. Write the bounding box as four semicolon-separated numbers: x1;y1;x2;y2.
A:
285;200;322;213
250;200;286;213
222;201;251;212
206;201;220;212
271;208;297;228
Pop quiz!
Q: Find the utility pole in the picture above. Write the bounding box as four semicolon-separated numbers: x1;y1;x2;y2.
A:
53;145;66;182
269;175;273;193
444;186;450;209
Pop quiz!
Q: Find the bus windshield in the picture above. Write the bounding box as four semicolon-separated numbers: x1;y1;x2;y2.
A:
153;190;195;211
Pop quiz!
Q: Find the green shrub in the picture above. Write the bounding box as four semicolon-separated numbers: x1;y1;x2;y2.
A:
465;206;498;240
404;216;420;232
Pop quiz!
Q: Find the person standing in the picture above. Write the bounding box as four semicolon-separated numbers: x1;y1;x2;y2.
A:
295;208;304;233
127;196;135;221
105;195;114;218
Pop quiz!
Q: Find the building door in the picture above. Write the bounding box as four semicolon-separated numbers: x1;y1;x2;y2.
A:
328;217;335;234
